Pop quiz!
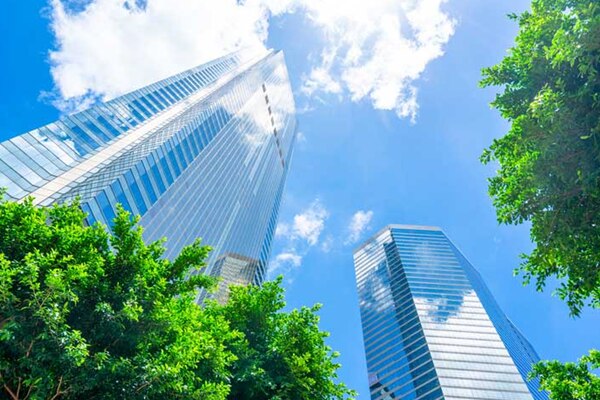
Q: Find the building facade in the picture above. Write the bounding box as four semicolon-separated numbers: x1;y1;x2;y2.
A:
0;49;297;297
353;225;547;400
207;253;259;303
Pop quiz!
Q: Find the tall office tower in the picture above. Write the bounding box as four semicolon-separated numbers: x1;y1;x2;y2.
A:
0;49;297;298
353;225;547;400
208;253;259;303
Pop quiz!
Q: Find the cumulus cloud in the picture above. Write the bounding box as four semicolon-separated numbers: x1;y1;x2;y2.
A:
276;199;329;246
298;0;456;122
269;198;329;279
46;0;455;120
292;200;329;245
275;222;291;238
268;250;302;277
47;0;270;111
346;210;374;245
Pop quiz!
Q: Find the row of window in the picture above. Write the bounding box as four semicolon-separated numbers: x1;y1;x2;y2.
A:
435;367;526;384
426;335;506;350
364;310;421;354
0;54;239;201
430;348;515;365
368;332;429;370
373;361;438;398
82;52;292;290
67;55;236;158
355;254;467;285
362;289;421;333
372;368;442;400
355;232;545;399
135;54;291;259
65;56;272;205
434;360;520;375
423;327;502;343
372;350;434;388
359;277;477;326
83;105;231;226
362;306;415;338
441;385;532;400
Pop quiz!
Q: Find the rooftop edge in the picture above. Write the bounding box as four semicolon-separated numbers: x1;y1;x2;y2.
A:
352;224;442;254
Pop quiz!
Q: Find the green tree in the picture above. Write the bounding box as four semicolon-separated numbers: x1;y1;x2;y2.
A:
530;350;600;399
205;278;356;400
0;196;235;399
480;0;600;316
0;195;354;399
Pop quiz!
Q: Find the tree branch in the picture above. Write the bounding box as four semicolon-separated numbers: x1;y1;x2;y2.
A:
3;384;18;400
50;376;63;400
25;340;34;358
15;378;21;399
23;383;34;400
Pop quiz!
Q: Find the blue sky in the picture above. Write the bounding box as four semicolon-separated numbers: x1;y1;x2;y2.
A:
1;0;599;398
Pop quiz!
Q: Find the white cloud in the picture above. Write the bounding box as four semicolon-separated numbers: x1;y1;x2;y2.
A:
275;251;302;266
269;198;329;280
47;0;455;120
268;250;302;278
275;199;328;246
47;0;271;112
296;131;307;143
320;235;334;253
298;0;456;122
346;210;374;245
302;66;342;97
290;199;329;245
275;222;290;238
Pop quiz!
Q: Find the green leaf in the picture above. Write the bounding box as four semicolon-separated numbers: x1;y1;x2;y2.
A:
480;0;600;316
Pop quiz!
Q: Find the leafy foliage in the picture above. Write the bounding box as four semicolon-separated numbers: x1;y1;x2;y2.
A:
480;0;600;315
0;197;235;399
530;350;600;399
0;196;353;399
206;278;356;400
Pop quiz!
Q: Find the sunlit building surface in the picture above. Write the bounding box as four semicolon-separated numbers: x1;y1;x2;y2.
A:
205;253;259;303
353;225;547;400
0;50;297;297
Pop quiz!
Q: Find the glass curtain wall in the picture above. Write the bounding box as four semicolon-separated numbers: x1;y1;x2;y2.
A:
0;49;297;294
353;225;547;400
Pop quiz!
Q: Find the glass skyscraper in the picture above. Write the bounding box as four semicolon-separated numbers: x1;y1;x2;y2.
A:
354;225;547;400
0;49;297;298
207;253;259;303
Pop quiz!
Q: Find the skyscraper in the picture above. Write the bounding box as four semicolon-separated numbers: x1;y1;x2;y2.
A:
353;225;547;400
0;49;297;297
208;253;259;303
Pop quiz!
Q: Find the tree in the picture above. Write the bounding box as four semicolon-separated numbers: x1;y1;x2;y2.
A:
205;278;356;400
0;196;236;399
480;0;600;316
0;195;354;399
530;350;600;399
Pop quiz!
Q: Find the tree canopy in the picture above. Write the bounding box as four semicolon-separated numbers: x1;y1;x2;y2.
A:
0;197;234;399
480;0;600;316
205;278;354;400
0;196;354;399
530;350;600;399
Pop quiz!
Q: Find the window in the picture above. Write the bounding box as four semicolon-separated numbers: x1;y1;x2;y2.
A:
124;171;148;215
